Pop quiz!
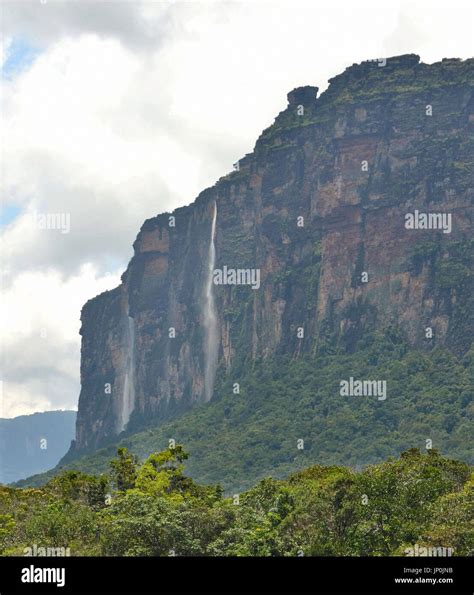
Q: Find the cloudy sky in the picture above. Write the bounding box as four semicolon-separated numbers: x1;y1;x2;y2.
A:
1;0;473;418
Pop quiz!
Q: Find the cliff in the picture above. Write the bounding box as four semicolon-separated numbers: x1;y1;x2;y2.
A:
73;55;473;452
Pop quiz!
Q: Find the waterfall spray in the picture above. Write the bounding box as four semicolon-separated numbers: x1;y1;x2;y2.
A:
203;201;218;402
119;309;136;432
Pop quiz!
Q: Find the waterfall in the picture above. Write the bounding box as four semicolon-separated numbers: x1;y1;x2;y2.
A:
119;311;136;432
203;201;218;402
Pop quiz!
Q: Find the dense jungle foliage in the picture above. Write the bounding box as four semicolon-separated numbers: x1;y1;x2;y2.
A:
2;446;472;557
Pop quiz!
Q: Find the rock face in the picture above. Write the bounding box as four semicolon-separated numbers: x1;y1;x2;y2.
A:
73;55;473;451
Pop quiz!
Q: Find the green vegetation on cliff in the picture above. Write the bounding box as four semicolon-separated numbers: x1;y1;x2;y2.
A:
19;332;473;493
1;447;472;557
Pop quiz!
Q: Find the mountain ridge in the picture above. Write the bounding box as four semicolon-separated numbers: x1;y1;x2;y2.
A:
65;54;472;485
0;410;76;484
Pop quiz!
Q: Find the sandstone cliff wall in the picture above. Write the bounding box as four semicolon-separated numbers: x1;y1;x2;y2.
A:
74;55;473;450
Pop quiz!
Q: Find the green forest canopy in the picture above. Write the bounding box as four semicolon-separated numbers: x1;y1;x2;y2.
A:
1;446;472;557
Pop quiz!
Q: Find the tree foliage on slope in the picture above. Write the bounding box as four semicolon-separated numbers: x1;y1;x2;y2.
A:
26;334;472;493
1;447;472;557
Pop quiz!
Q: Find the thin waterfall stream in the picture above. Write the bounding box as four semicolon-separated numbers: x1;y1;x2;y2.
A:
203;201;218;402
119;310;136;432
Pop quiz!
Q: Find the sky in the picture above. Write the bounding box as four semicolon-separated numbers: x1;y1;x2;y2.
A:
0;0;473;418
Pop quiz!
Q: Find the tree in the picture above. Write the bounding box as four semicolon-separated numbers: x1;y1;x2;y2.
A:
110;448;138;492
46;470;109;509
134;445;192;498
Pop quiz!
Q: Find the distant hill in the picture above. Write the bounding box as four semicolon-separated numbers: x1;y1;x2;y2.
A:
0;410;76;484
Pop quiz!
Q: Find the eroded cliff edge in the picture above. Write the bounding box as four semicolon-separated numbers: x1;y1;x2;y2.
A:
73;55;473;451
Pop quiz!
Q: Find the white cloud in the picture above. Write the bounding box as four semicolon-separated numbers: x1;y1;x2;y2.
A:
2;0;173;51
1;0;473;417
0;36;13;68
0;264;121;418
